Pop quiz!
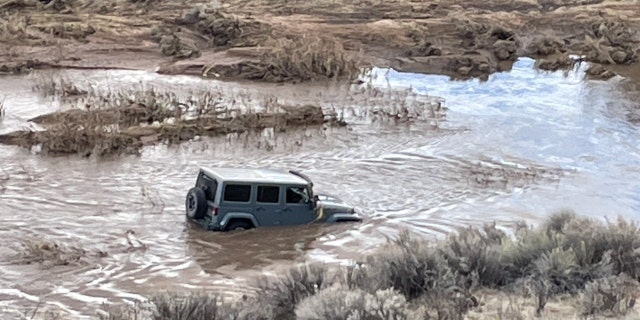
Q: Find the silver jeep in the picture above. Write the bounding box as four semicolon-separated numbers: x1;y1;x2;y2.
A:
185;167;362;231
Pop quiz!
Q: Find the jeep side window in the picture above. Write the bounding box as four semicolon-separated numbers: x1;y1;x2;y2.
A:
223;184;251;202
286;186;309;204
257;186;280;203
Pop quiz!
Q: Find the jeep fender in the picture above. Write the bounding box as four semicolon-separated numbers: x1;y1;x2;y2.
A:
220;213;259;228
326;213;362;223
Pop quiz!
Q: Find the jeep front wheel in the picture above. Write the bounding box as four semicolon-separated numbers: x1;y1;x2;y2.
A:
185;187;207;219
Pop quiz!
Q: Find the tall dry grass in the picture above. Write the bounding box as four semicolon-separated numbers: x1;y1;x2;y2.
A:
261;35;365;82
217;34;368;83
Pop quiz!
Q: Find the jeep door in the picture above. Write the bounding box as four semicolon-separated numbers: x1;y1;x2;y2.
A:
254;185;284;226
219;183;256;225
281;185;316;225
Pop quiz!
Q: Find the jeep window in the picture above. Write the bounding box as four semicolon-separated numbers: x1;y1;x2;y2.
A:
257;186;280;203
286;186;309;204
223;184;251;202
198;174;218;201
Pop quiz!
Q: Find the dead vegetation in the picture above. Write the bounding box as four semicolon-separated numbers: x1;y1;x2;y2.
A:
140;183;165;214
152;8;271;59
203;34;367;82
585;64;617;80
583;18;638;65
0;59;43;75
10;238;99;269
527;35;567;57
0;77;345;156
8;230;149;269
258;35;365;82
466;157;564;189
32;74;87;97
0;12;28;42
534;56;576;71
98;211;640;320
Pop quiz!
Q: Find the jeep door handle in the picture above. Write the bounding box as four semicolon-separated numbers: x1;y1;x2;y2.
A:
283;208;292;212
256;207;265;211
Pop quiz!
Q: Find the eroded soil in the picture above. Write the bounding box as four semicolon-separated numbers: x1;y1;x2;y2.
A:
0;0;639;81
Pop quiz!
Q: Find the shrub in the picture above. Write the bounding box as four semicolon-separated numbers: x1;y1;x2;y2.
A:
441;223;508;287
501;224;562;280
579;274;639;317
295;286;411;320
150;293;240;320
250;263;331;320
357;231;450;300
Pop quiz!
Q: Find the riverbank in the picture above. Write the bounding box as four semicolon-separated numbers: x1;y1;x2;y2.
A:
0;0;638;82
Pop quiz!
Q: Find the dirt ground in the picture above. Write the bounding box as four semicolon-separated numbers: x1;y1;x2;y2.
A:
0;0;638;82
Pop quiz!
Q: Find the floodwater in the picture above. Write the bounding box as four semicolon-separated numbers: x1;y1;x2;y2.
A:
0;58;639;318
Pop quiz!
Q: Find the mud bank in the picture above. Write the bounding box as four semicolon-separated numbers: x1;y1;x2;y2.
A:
0;0;639;82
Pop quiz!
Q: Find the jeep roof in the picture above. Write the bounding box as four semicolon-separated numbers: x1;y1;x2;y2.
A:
199;167;309;185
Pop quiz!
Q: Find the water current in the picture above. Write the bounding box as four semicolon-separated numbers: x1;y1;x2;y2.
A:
0;58;639;318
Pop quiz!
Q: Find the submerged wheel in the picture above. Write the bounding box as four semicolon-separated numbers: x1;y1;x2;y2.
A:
225;220;253;231
185;187;207;219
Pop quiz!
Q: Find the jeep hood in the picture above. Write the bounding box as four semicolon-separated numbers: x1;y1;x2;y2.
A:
316;194;355;213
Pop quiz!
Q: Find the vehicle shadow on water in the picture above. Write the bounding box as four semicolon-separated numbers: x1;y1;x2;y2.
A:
183;221;331;276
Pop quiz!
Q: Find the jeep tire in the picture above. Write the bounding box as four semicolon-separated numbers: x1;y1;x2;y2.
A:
186;187;207;219
225;220;253;231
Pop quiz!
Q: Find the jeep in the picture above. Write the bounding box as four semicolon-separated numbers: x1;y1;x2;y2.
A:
185;167;362;231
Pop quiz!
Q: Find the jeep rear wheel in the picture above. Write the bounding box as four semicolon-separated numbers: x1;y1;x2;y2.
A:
185;187;207;219
225;220;253;231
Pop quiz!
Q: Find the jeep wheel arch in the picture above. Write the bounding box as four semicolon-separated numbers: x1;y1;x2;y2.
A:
225;219;255;231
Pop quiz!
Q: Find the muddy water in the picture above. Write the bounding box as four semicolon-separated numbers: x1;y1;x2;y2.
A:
1;58;640;318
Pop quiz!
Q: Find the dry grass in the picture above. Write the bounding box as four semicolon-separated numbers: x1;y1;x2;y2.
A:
32;74;88;98
259;35;366;82
204;34;368;83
